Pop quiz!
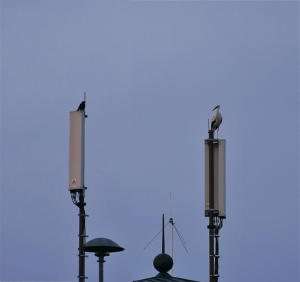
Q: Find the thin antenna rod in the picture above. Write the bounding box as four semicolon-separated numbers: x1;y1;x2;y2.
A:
162;214;165;254
169;193;174;275
84;92;86;102
169;192;173;218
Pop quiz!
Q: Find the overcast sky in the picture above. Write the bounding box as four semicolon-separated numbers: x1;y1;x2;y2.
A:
1;1;299;282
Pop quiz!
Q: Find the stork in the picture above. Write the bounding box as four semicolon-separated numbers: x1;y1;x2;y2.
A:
211;105;222;138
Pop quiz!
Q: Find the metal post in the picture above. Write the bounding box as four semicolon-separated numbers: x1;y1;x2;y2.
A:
78;190;86;282
79;100;87;282
215;225;219;278
169;217;174;275
214;216;223;282
96;253;107;282
208;130;215;282
99;256;104;282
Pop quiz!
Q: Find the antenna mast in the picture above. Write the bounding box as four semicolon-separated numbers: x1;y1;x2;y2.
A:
169;193;174;275
69;95;89;282
168;193;188;275
205;128;226;282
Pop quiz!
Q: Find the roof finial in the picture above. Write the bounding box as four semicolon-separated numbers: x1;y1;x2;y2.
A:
153;214;174;275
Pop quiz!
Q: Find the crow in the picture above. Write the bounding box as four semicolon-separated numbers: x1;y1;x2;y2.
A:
77;101;85;111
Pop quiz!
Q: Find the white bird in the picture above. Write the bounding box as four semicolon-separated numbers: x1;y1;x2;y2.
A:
211;105;222;136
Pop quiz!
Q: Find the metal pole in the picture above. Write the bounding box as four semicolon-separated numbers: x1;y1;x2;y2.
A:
96;253;106;282
169;217;174;275
215;226;219;279
169;193;174;275
208;130;215;282
78;191;86;282
79;101;87;282
99;256;104;282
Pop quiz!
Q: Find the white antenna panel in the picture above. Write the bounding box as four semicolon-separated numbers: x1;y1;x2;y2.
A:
205;139;226;218
69;111;85;190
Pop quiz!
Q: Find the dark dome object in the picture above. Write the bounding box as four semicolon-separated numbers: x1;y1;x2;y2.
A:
153;253;173;273
84;238;124;253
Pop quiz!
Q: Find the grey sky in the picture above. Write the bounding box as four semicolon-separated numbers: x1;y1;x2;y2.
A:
1;1;299;281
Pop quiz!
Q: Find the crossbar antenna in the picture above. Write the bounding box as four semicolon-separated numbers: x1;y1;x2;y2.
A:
144;196;189;278
143;217;189;255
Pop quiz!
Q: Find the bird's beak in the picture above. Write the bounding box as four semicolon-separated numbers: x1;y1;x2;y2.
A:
212;106;218;111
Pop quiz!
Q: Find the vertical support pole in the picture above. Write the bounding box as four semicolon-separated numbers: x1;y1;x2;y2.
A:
96;253;107;282
78;101;87;282
78;191;86;282
208;130;215;282
169;217;174;275
98;255;105;282
215;225;219;278
79;97;87;282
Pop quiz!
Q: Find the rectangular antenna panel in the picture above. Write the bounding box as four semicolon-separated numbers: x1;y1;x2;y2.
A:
69;111;85;190
205;139;226;218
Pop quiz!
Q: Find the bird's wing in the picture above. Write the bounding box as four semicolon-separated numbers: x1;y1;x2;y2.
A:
211;113;216;122
211;113;217;126
211;119;216;131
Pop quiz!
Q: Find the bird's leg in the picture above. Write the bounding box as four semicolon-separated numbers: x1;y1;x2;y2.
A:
217;128;219;139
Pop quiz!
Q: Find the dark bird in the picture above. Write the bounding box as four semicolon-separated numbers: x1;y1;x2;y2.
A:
211;105;222;134
77;101;85;111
